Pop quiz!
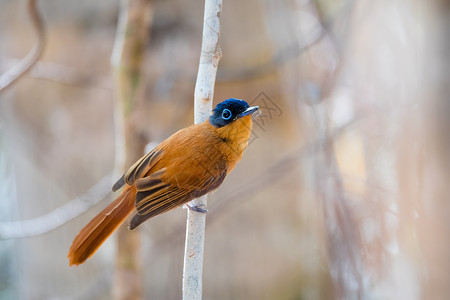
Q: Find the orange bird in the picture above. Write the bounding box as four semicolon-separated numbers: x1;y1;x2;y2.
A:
68;99;259;266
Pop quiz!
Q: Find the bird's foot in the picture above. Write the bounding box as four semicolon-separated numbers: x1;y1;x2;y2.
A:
186;204;208;213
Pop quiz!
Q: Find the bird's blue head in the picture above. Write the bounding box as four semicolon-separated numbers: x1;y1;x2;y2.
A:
209;98;259;128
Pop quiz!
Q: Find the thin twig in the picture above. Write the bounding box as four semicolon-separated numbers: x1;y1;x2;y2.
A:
0;0;45;95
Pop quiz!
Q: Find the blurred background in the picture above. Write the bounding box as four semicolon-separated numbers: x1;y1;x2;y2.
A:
0;0;449;299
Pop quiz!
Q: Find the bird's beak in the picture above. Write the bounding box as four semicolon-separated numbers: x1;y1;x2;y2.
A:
237;106;259;119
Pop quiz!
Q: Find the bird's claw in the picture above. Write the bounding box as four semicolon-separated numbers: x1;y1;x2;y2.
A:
186;204;208;213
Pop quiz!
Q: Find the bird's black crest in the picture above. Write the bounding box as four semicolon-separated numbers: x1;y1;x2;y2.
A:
209;98;250;128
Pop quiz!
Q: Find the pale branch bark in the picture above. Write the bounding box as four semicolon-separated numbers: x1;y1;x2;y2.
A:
0;0;45;95
182;0;222;299
111;0;153;299
0;174;112;240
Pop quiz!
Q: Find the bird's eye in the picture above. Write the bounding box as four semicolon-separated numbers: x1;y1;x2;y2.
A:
222;109;232;120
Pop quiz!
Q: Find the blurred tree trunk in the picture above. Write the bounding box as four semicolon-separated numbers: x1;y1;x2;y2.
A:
111;0;153;299
417;1;450;298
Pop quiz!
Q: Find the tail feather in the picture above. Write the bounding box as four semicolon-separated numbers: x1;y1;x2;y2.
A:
68;187;136;266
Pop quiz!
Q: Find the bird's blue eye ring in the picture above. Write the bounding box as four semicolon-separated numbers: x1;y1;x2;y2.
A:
222;109;232;120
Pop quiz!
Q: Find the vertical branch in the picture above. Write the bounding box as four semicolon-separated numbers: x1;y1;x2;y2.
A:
310;102;364;299
111;0;153;299
182;0;222;299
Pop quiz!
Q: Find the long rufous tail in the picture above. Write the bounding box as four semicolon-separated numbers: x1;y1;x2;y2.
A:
68;187;136;266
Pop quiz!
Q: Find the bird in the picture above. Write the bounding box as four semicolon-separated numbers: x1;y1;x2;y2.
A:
67;98;259;266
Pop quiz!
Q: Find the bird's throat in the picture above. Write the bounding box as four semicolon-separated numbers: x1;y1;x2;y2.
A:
213;116;253;172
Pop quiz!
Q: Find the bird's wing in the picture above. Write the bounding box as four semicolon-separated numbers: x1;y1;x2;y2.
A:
128;167;227;229
112;148;164;192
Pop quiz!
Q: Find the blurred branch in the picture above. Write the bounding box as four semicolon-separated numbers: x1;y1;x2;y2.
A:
304;14;365;290
0;0;45;95
0;174;112;240
0;56;113;90
313;0;355;56
321;130;364;298
111;0;154;299
313;0;355;102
